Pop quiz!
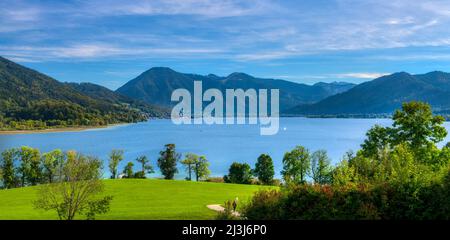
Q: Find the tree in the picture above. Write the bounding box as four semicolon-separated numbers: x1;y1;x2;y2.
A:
157;144;180;180
181;153;198;181
224;162;252;184
194;156;210;181
85;196;114;220
360;101;448;165
310;150;333;184
34;151;113;220
253;154;275;185
135;156;154;179
436;145;450;167
281;146;310;184
122;162;134;178
388;143;419;185
361;125;392;157
108;149;124;179
0;148;19;189
42;149;64;183
331;159;356;186
392;101;447;148
18;146;41;186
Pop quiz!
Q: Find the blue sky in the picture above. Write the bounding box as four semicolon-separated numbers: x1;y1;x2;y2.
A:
1;0;450;89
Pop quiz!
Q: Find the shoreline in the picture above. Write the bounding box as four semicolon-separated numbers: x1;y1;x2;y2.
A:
0;123;129;135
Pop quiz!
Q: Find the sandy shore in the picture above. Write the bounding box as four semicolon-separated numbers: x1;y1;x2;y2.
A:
0;123;128;135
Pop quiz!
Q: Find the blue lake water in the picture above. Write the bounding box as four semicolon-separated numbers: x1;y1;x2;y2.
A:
1;118;449;179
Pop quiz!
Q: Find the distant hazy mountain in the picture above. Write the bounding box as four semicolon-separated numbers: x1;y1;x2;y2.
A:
313;82;357;95
116;67;356;110
0;56;167;129
287;71;450;115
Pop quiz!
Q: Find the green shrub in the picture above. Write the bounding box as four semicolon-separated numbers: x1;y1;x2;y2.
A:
215;200;241;220
243;170;450;220
242;189;283;220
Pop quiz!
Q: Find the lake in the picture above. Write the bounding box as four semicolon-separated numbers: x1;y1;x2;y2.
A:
1;118;449;179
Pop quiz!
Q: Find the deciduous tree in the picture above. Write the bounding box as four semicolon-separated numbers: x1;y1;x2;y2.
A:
361;102;448;165
224;162;252;184
392;101;447;148
135;155;154;179
0;148;18;189
281;146;310;184
42;149;64;183
194;156;210;181
108;149;124;179
123;162;134;178
34;151;113;220
18;146;41;186
253;154;275;185
181;153;198;181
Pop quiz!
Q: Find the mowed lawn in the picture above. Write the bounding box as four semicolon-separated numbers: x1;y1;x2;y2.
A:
0;179;275;220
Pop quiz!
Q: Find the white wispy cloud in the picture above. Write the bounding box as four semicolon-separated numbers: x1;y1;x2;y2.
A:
274;73;390;81
235;51;299;61
2;0;450;63
333;73;390;79
0;44;226;61
269;75;329;80
420;1;450;17
81;0;274;18
371;53;450;61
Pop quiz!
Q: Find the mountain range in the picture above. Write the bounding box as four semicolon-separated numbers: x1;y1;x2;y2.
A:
2;55;450;129
116;67;356;111
0;56;167;130
288;71;450;116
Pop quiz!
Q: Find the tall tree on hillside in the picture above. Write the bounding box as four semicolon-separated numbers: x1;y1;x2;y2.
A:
0;148;19;189
157;144;180;180
42;149;65;183
253;154;275;185
281;146;310;184
310;150;333;184
181;153;198;181
392;101;447;147
194;156;210;181
361;101;448;164
135;156;154;179
108;149;124;179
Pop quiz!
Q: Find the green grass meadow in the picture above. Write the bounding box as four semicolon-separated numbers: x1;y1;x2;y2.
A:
0;179;274;220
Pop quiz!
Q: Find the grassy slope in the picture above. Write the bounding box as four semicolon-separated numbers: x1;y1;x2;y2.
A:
0;179;274;220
